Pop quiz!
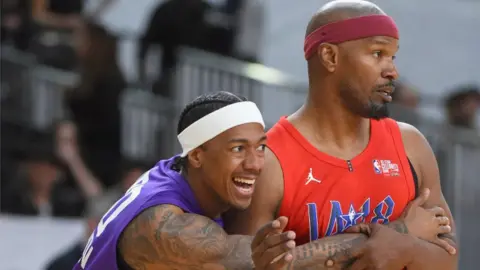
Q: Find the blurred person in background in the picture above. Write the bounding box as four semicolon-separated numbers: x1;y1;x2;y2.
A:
389;80;421;125
56;121;149;205
30;0;84;69
391;80;420;109
138;0;211;96
63;19;125;188
0;0;32;50
0;132;84;217
445;84;480;130
30;0;115;69
44;195;118;270
55;121;103;199
229;0;265;63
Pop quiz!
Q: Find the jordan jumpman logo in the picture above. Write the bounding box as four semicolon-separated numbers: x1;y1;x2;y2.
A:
305;168;321;185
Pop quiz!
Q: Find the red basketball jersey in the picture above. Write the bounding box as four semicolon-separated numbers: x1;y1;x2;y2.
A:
268;117;416;245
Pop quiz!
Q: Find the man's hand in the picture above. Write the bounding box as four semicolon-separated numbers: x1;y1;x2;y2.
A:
345;188;457;269
251;216;296;270
348;223;414;269
400;188;456;254
348;188;456;255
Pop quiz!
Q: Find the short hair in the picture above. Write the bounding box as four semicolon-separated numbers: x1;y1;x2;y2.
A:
445;84;480;109
172;91;248;172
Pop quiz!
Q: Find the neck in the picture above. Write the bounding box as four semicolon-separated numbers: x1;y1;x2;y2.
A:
290;83;371;156
184;170;229;220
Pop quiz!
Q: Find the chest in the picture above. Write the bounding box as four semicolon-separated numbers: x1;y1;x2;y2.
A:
281;156;415;245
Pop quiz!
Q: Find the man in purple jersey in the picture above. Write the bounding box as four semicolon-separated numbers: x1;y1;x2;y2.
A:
73;91;297;270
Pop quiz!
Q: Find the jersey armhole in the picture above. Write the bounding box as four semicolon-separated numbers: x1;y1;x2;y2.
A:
407;158;419;198
384;119;416;201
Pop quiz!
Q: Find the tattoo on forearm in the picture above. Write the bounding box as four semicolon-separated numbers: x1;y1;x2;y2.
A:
287;233;368;270
118;205;254;270
285;222;408;270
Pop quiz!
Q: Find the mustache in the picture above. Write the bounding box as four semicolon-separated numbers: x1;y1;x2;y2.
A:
374;81;396;92
375;82;395;89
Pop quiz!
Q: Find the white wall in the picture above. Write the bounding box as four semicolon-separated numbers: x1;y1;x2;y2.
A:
0;215;84;270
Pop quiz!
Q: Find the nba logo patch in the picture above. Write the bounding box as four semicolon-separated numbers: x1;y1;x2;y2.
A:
372;160;382;174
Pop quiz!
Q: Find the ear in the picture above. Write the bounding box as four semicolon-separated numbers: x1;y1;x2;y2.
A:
187;147;203;169
317;43;338;73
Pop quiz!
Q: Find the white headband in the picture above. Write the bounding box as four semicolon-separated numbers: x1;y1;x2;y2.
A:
178;101;265;157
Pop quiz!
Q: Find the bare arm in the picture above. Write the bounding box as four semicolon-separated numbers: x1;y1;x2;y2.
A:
56;123;103;198
118;204;254;270
400;122;459;270
66;155;103;198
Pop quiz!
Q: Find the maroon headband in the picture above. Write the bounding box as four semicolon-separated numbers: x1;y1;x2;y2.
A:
304;15;399;60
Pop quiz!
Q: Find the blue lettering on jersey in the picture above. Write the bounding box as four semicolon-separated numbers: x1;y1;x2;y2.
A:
307;203;319;241
307;196;395;241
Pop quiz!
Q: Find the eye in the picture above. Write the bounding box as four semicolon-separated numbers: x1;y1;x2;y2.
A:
232;146;243;153
373;51;382;58
256;144;267;152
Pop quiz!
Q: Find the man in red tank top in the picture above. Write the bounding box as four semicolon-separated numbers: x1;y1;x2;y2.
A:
224;1;459;269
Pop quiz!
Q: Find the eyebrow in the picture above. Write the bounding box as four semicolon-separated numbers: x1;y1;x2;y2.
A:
228;135;267;144
370;37;400;49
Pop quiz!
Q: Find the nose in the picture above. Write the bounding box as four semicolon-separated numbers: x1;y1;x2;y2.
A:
382;61;399;81
243;151;264;174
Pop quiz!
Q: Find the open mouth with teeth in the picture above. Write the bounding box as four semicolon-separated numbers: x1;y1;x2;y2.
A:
378;91;390;96
232;177;255;195
375;90;393;102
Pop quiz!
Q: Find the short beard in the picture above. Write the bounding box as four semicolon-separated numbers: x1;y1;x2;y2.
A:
339;86;390;120
366;100;389;120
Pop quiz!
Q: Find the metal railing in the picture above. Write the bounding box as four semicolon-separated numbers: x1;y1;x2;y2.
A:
1;45;479;269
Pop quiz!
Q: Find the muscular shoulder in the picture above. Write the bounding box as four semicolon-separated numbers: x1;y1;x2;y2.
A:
396;121;431;159
118;204;232;269
396;121;439;188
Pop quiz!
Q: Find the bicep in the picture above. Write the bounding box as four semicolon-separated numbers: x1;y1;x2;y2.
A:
224;148;283;235
119;204;252;269
401;123;457;235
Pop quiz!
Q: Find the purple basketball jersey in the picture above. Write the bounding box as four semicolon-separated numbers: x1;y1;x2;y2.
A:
73;156;223;270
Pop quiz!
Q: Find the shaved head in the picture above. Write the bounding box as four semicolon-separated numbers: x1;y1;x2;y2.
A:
306;0;386;37
304;0;399;120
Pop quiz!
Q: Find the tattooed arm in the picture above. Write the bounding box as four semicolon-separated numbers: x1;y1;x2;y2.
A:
285;221;412;270
118;204;254;270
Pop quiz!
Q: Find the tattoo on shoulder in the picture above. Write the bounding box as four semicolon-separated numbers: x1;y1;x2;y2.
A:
118;205;254;270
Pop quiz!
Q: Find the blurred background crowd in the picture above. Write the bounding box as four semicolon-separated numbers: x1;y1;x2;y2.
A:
0;0;479;269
